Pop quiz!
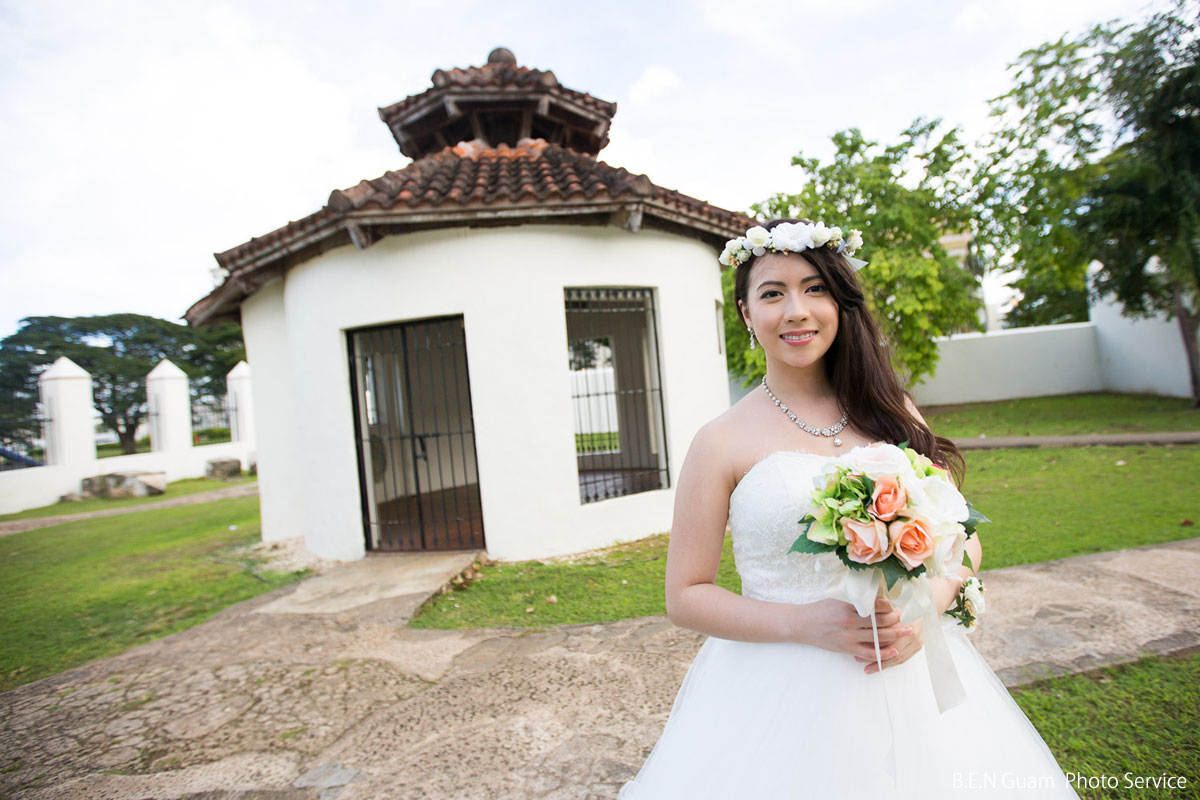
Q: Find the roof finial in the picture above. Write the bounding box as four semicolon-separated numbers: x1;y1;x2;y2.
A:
487;47;517;66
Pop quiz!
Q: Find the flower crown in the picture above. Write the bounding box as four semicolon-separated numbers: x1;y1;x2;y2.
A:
719;221;867;271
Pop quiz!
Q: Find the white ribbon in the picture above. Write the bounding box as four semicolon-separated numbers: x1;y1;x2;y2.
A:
819;563;968;784
823;564;967;712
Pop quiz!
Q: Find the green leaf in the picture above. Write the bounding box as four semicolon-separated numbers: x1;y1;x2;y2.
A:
963;502;992;537
962;551;974;572
879;556;923;590
861;475;876;498
790;534;837;555
834;550;878;572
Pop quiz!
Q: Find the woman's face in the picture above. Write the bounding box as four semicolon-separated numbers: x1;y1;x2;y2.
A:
738;252;839;371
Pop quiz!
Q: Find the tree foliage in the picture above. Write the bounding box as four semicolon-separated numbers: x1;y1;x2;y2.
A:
0;315;245;454
975;31;1110;326
978;0;1200;403
724;119;983;388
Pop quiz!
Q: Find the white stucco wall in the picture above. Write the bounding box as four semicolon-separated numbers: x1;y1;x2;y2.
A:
911;322;1102;406
266;224;729;562
1090;290;1194;398
0;442;254;516
240;278;305;543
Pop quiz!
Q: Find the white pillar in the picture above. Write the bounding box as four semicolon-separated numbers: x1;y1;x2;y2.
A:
226;361;255;444
146;360;193;452
38;357;97;467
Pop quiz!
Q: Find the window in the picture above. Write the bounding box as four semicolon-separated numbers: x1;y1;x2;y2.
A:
565;288;669;503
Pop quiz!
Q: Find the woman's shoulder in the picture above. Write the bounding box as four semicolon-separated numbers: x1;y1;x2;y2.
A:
683;392;765;479
697;389;760;444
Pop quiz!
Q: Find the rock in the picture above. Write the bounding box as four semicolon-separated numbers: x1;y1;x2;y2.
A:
80;472;167;499
206;458;242;479
59;492;82;503
294;762;360;789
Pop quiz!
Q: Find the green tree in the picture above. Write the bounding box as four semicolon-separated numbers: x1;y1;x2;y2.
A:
726;119;983;388
979;1;1200;403
974;32;1108;327
0;314;246;454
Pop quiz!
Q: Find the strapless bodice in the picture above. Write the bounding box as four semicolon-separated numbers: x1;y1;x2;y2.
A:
728;450;842;605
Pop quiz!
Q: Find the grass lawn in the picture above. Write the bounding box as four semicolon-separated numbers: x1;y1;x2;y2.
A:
575;431;620;453
922;392;1199;438
0;496;307;693
1012;651;1199;799
0;476;257;523
410;444;1200;630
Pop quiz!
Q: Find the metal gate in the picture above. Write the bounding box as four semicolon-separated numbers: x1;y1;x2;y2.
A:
347;316;485;552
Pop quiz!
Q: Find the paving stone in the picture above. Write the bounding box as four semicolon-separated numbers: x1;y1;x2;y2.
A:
1;539;1196;799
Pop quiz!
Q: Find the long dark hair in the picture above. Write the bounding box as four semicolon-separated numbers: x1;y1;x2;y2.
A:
734;218;965;484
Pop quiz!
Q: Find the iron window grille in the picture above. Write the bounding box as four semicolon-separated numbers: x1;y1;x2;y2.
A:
565;287;669;504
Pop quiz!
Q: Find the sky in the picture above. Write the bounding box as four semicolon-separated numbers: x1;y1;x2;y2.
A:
0;0;1170;341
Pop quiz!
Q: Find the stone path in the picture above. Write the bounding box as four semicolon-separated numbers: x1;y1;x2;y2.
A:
0;482;259;537
953;431;1200;449
2;537;1197;800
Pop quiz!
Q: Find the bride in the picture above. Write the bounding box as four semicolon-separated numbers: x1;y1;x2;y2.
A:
618;219;1079;798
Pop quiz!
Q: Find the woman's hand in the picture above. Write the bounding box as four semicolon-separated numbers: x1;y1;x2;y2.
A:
855;615;924;674
794;596;914;664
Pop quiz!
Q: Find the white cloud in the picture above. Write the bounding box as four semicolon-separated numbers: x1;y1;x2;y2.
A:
0;0;1180;340
628;67;680;104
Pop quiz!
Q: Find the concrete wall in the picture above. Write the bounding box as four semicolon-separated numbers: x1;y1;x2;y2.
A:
266;224;728;562
0;441;254;516
911;289;1196;406
1091;290;1193;397
1;358;256;516
240;279;304;543
911;322;1102;405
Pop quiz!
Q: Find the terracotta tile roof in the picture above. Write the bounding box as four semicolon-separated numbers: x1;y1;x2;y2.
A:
379;63;616;122
327;139;648;211
188;140;752;326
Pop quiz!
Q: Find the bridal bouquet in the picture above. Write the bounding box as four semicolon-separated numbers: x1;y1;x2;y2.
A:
789;442;989;711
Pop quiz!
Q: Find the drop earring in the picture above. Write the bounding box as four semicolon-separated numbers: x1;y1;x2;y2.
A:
747;328;756;350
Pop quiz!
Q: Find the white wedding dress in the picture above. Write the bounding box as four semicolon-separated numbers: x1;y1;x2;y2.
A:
619;450;1080;799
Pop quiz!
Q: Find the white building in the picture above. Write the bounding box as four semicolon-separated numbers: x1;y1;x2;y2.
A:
185;49;749;562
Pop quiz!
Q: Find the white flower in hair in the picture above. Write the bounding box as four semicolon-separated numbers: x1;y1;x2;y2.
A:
769;222;809;252
744;226;771;248
718;220;868;270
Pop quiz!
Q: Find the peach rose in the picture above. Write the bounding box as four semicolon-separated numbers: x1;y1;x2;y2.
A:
842;517;892;565
869;476;907;521
889;515;936;570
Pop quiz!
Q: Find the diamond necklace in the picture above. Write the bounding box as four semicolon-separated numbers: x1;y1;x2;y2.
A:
760;376;849;447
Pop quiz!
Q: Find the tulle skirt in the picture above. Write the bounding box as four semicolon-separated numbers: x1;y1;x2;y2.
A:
619;621;1079;798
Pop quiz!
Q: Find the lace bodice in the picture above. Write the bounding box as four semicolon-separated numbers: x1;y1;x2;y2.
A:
729;450;842;605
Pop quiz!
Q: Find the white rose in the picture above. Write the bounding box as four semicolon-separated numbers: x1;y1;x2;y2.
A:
929;523;967;575
828;226;843;242
793;223;815;251
847;230;864;251
745;226;771;248
768;223;802;252
907;473;969;524
810;223;832;247
841;442;917;482
963;577;986;615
